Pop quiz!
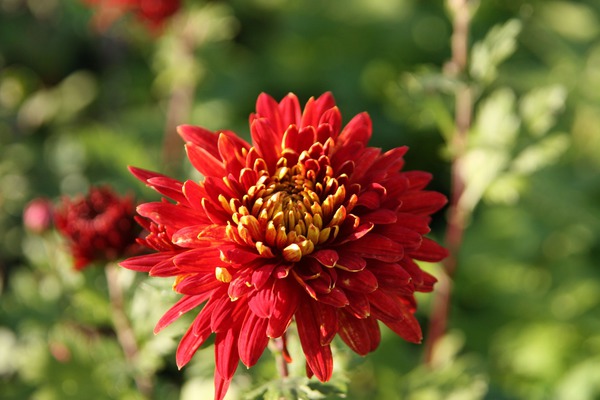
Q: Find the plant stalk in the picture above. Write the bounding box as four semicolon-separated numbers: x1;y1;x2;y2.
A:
424;0;473;366
105;263;153;397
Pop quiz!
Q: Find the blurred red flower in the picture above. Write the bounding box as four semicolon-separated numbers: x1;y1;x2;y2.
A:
122;92;448;399
55;186;140;270
23;197;54;234
83;0;181;32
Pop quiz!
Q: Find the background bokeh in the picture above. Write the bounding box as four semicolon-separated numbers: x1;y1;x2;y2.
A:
1;0;599;399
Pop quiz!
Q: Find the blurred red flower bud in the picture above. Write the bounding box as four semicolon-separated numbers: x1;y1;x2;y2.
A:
82;0;181;33
54;186;141;270
23;198;54;234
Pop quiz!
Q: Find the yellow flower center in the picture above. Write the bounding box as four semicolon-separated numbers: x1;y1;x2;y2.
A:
222;152;357;262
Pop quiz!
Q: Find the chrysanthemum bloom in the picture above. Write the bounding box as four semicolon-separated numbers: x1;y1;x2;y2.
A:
82;0;180;32
122;93;448;399
55;186;140;270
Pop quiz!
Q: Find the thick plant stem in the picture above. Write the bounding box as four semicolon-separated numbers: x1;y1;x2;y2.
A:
424;0;473;366
105;263;153;397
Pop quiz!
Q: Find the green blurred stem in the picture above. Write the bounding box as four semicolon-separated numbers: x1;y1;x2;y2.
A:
162;80;195;173
162;22;199;174
105;263;153;397
424;0;473;366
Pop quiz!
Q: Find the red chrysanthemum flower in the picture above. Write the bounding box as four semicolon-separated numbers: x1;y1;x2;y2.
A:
121;93;448;399
83;0;180;32
55;186;140;270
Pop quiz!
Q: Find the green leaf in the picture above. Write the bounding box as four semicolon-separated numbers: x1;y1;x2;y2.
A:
472;88;519;148
471;19;522;84
520;85;567;137
244;377;347;400
511;133;570;174
540;1;599;42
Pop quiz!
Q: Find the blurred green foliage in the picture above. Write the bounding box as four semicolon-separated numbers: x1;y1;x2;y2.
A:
1;0;599;399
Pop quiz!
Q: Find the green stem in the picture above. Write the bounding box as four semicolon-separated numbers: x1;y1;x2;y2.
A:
105;263;153;397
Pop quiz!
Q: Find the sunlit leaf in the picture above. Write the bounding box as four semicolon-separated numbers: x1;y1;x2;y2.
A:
471;19;522;84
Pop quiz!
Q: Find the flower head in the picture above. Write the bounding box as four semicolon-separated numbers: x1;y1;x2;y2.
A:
83;0;180;32
55;186;140;270
122;92;448;399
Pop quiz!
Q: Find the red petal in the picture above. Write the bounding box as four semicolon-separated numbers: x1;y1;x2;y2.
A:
185;143;226;178
128;165;165;184
250;118;280;172
335;253;366;272
399;191;447;215
383;310;422;343
369;146;408;176
239;168;258;191
356;190;381;209
137;202;208;230
256;92;283;133
343;233;404;262
178;124;219;157
175;305;214;368
310;249;339;268
120;252;174;273
367;261;412;293
175;273;221;296
173;248;224;273
316;304;338;346
228;272;254;301
403;170;433;190
395;212;432;234
315;287;349;308
345;291;371;319
368;290;407;323
319;106;341;137
338;311;381;356
409;237;449;262
146;176;187;204
221;247;260;264
295;299;334;382
351;148;382;184
218;133;246;176
149;258;181;277
129;166;187;203
215;328;240;381
182;180;208;211
155;293;208;334
377;225;423;251
338;269;378;293
267;278;300;338
279;93;302;129
210;295;236;333
337;112;372;148
336;221;374;245
251;262;277;290
248;283;275;318
213;370;231;400
201;198;230;224
300;92;336;129
399;257;437;292
171;225;216;248
238;312;270;367
204;176;238;202
360;209;397;225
